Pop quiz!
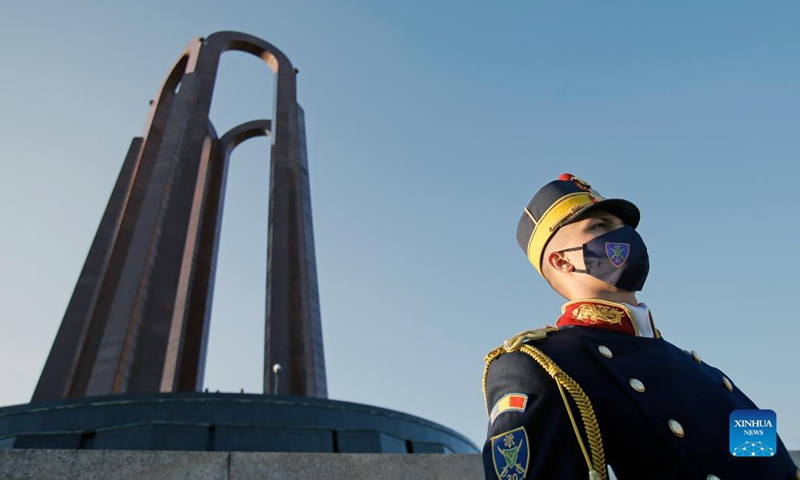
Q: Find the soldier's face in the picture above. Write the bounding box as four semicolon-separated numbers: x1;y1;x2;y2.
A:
564;211;625;250
553;211;625;274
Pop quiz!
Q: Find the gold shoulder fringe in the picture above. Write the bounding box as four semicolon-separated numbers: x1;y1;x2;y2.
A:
502;326;559;353
482;326;559;412
483;326;559;364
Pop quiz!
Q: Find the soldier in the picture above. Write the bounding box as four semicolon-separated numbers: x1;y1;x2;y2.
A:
482;173;799;480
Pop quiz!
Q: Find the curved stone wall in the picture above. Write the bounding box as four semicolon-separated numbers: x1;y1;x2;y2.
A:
0;393;478;454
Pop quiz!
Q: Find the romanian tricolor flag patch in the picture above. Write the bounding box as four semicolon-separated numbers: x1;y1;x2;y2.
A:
489;393;528;424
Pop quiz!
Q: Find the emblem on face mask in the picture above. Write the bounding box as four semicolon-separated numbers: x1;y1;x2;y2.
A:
605;242;630;268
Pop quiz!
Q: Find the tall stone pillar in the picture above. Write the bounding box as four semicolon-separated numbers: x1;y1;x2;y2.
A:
33;32;327;401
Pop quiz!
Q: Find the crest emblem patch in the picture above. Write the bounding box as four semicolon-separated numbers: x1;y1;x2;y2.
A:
605;242;629;268
491;426;530;480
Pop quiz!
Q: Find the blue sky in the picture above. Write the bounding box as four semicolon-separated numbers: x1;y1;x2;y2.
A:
1;1;798;451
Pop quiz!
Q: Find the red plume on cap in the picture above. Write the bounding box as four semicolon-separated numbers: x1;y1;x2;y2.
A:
558;173;574;181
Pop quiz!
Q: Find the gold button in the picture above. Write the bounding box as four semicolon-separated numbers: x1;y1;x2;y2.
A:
707;475;720;480
668;419;684;437
598;345;613;358
722;376;733;392
691;350;702;363
628;378;645;393
795;468;800;480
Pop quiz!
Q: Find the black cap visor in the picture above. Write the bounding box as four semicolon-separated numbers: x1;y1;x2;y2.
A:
564;198;640;229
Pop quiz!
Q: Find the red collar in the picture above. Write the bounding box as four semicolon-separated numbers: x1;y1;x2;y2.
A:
556;299;660;338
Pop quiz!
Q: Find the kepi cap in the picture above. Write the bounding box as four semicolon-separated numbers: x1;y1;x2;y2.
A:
516;173;640;275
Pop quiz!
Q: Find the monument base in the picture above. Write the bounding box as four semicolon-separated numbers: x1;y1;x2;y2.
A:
0;392;477;454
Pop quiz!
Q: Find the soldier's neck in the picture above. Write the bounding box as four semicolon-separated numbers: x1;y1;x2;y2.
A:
571;290;638;306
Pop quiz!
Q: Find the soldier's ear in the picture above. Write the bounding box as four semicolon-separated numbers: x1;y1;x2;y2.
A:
547;251;574;274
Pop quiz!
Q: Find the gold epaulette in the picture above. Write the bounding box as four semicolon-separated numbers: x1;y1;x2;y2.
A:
502;326;559;353
482;326;558;405
483;326;559;364
483;326;558;403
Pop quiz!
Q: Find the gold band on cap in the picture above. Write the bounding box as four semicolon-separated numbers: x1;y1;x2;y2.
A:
527;192;596;274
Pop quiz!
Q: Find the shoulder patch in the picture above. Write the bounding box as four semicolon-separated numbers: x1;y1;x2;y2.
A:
489;393;528;424
491;426;530;480
503;326;558;352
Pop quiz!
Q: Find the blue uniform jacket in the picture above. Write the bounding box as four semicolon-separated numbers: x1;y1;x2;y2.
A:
482;308;799;480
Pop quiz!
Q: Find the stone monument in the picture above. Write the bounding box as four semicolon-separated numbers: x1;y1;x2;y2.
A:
0;32;476;456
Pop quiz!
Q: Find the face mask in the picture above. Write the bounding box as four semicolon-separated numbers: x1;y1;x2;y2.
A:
558;225;650;291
